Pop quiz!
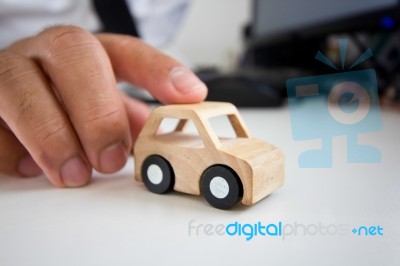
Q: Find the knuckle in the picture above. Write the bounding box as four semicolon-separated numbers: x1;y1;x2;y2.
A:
82;101;126;134
39;25;101;63
0;51;45;127
32;115;70;145
0;51;33;87
0;52;42;121
30;115;78;169
85;103;123;128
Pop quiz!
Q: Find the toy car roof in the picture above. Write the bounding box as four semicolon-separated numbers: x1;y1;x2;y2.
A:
152;101;239;119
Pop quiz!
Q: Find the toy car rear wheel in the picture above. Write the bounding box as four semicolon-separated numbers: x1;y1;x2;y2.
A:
141;155;174;194
201;165;243;210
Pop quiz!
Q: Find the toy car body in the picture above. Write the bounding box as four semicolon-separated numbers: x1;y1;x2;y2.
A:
134;101;284;209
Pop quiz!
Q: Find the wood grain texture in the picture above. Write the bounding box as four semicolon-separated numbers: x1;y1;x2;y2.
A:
134;101;285;205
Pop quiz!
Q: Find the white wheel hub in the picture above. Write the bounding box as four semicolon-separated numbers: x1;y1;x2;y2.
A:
209;176;229;199
147;164;163;185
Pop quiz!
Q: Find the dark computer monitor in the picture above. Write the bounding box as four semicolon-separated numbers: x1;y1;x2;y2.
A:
245;0;400;71
237;0;400;100
252;0;400;43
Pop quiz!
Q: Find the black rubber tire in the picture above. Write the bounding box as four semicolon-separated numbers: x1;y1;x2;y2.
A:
141;155;174;194
201;165;243;210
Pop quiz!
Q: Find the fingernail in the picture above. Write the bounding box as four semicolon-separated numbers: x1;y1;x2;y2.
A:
18;155;42;177
99;142;128;173
61;157;91;187
169;67;206;94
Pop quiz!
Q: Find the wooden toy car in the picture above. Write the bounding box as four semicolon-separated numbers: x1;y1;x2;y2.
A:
134;101;285;209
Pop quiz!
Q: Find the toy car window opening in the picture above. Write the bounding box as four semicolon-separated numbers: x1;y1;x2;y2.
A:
172;114;248;137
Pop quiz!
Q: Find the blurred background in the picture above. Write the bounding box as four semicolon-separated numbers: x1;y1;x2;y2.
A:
128;0;400;108
2;0;399;107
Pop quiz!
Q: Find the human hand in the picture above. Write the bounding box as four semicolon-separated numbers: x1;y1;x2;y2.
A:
0;25;207;187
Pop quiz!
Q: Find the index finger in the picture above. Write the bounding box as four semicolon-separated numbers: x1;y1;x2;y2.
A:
96;34;208;104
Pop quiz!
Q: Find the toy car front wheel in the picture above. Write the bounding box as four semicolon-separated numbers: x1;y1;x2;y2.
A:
141;155;174;194
201;165;243;209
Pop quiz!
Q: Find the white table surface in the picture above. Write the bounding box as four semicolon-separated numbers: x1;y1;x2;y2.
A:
1;104;399;266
